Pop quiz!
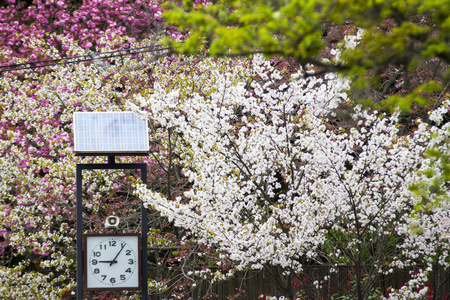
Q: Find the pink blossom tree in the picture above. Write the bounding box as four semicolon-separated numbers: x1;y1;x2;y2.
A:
0;0;173;61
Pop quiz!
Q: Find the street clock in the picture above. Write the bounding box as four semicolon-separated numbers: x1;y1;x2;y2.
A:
84;233;141;290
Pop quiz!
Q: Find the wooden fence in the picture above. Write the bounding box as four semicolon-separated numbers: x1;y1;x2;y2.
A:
149;265;450;299
77;264;450;299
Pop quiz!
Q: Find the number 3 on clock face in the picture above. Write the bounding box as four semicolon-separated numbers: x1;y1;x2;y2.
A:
84;233;141;290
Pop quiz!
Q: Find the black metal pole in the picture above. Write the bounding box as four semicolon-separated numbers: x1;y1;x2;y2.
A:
76;165;83;300
141;165;148;300
76;159;148;300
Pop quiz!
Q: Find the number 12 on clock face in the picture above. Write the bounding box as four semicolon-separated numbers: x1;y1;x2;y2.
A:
84;233;141;290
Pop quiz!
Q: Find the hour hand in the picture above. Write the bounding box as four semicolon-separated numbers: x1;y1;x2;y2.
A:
98;260;117;264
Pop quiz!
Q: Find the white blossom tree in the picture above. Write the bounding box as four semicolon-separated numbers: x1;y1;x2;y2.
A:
133;54;450;299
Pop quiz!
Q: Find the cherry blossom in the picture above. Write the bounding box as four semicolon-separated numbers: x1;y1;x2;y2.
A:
133;55;450;299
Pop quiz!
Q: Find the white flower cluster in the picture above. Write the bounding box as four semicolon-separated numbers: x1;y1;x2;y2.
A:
330;28;365;63
384;269;430;300
0;264;75;299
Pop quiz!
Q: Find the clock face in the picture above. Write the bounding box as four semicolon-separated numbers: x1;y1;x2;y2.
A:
84;234;141;290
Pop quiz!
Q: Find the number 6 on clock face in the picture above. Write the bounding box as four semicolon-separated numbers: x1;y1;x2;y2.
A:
84;233;141;290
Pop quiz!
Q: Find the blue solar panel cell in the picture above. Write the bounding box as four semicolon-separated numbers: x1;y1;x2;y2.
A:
73;112;149;155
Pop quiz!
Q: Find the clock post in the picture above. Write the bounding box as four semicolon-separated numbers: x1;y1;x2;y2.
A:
73;112;149;299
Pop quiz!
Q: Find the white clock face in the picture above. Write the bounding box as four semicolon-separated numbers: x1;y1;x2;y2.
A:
85;234;140;289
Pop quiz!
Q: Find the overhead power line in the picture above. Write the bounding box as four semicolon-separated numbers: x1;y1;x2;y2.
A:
0;44;172;73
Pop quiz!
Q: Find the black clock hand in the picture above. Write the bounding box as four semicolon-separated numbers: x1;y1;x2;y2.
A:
98;260;116;264
109;243;125;266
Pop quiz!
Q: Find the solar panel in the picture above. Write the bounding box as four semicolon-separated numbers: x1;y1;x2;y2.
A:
74;112;149;156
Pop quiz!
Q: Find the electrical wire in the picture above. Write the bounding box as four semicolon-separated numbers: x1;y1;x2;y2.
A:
0;44;172;73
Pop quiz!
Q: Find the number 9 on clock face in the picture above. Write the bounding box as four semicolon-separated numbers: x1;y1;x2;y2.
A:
84;233;141;290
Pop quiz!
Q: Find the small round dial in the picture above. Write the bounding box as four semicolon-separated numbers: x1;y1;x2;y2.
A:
85;234;140;289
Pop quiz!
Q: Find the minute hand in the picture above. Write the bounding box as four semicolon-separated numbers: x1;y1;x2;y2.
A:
109;243;125;266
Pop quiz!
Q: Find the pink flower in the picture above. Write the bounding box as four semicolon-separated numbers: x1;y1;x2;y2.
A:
82;41;93;49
